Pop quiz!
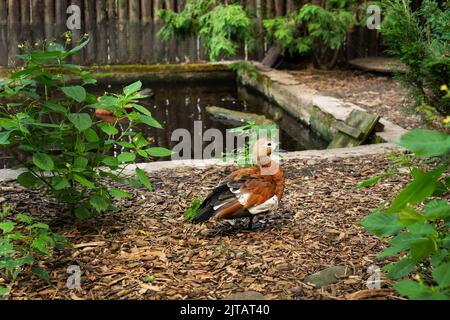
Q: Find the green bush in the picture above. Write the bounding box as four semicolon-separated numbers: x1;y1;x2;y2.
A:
380;0;450;114
359;128;450;300
0;205;67;298
0;39;171;219
264;0;358;69
157;0;254;61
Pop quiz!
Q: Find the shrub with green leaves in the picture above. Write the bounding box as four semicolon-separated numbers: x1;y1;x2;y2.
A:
264;0;358;69
0;205;67;298
157;0;254;61
380;0;450;114
0;39;171;219
359;129;450;299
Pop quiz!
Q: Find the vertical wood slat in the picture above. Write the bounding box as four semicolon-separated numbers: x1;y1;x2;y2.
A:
84;0;96;64
96;0;108;65
141;0;153;25
141;0;152;64
43;0;54;40
0;0;8;66
8;0;20;66
54;0;67;41
129;0;140;62
107;0;117;64
69;0;83;64
117;0;129;63
153;0;161;23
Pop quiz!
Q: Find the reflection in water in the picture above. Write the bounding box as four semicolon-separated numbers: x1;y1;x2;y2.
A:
0;80;327;169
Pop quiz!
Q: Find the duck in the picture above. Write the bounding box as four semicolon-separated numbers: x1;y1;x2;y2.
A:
192;139;285;230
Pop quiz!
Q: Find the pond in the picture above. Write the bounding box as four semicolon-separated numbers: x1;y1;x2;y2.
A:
0;78;328;169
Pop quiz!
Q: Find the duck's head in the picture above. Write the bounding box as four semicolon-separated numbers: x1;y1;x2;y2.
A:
252;138;279;167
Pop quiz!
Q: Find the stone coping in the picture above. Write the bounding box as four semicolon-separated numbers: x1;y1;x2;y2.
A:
238;62;408;144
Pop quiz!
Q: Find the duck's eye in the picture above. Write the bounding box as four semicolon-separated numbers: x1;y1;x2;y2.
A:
267;143;272;147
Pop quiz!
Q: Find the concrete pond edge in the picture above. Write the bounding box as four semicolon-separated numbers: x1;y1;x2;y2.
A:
238;62;408;145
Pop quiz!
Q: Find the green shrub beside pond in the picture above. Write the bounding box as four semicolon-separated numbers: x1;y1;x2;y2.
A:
0;38;171;219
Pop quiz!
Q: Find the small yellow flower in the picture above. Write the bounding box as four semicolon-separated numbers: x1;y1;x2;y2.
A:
137;230;146;235
441;84;449;91
443;116;450;124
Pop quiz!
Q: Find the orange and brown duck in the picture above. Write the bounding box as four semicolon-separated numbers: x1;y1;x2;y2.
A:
192;139;285;229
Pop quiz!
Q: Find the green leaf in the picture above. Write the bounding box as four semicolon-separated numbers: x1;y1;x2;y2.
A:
183;198;203;222
97;122;119;136
130;104;152;116
0;221;16;234
360;210;403;237
137;114;163;129
33;153;54;171
124;81;142;96
61;86;86;103
432;262;450;288
377;233;417;259
43;101;67;114
0;131;10;145
386;166;446;214
410;238;436;263
393;280;433;299
102;156;119;167
15;214;33;224
30;223;50;230
408;224;437;236
384;258;415;279
136;168;152;191
424;200;450;220
146;147;172;158
74;156;88;169
398;207;426;225
399;129;450;157
31;235;53;256
431;250;448;267
0;286;10;297
68;113;93;132
117;141;134;148
356;171;398;189
73;174;95;189
85;128;99;142
68;38;90;54
31;266;51;284
17;172;39;188
128;178;142;188
108;188;132;199
0;238;14;256
89;195;110;213
74;207;92;220
118;152;136;163
51;176;69;191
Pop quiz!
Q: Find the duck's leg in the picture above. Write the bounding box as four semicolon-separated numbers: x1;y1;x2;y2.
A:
247;216;254;230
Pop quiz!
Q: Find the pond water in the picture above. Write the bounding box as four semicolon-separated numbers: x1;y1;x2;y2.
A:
0;79;328;169
91;79;328;157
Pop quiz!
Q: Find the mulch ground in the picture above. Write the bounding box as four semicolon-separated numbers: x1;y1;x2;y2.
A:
0;153;411;300
289;69;423;130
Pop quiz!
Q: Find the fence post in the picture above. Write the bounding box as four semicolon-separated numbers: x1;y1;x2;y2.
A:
0;0;8;67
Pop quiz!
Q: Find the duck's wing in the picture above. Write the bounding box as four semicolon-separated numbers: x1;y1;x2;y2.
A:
192;167;279;223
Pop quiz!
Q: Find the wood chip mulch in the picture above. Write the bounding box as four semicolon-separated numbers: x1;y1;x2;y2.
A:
0;153;411;300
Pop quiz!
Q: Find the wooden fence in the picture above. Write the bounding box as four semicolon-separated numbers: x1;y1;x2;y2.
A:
0;0;383;67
